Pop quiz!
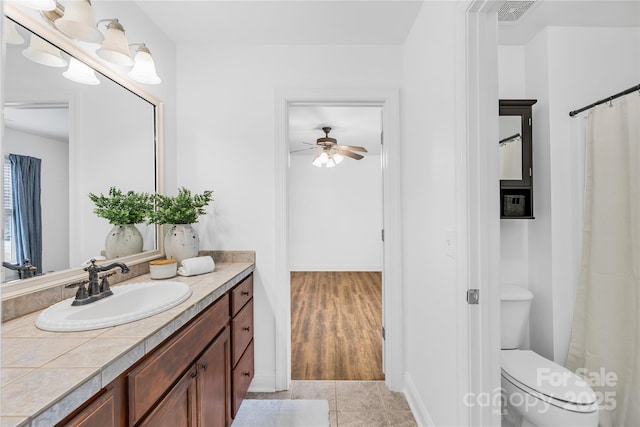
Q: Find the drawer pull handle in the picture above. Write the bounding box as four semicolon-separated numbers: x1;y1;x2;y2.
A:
197;363;208;371
243;371;251;377
190;370;199;379
241;290;250;296
242;326;251;332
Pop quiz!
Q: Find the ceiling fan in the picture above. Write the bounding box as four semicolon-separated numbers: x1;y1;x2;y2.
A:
291;126;368;168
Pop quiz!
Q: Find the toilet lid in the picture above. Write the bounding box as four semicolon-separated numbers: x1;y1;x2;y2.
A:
501;350;597;405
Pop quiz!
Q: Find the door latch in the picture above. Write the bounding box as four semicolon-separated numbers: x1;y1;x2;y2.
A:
467;289;479;304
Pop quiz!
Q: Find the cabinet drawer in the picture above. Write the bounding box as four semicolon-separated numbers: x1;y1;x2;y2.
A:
231;340;254;419
231;299;253;367
230;275;253;317
128;294;229;425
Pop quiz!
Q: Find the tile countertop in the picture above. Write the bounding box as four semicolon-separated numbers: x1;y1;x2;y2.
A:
0;261;255;427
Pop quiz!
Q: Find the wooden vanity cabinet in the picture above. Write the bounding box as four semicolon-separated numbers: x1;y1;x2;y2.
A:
57;273;254;427
230;275;254;419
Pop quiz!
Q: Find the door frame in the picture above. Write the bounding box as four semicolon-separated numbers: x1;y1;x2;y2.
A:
274;88;403;391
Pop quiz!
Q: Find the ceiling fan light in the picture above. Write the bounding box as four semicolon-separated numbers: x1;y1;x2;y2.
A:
54;0;104;43
4;18;25;45
325;157;336;168
333;153;344;165
22;34;68;67
63;57;100;85
96;19;134;66
312;151;329;167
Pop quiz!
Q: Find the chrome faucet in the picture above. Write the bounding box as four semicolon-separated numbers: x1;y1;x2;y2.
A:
65;259;130;306
2;258;37;279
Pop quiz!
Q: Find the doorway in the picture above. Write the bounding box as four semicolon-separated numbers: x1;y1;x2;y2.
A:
288;104;384;380
274;88;402;391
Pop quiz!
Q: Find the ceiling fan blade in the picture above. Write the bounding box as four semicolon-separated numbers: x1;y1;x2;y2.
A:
290;147;319;153
338;145;368;153
336;147;364;160
300;141;317;146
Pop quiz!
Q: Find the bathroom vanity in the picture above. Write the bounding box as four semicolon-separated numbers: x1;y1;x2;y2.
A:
0;255;255;427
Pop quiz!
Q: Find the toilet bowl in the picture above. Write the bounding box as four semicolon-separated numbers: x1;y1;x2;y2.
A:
501;350;599;427
500;285;599;427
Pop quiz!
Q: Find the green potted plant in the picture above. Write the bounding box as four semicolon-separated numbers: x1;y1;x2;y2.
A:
148;187;213;263
88;187;153;259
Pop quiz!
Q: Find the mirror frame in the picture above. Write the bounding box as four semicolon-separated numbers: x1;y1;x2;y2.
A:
2;3;164;299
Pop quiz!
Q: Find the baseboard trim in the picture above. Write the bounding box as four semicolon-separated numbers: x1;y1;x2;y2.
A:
404;372;435;427
248;373;278;393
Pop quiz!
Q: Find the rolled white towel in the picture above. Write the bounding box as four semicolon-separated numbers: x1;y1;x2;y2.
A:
177;256;215;276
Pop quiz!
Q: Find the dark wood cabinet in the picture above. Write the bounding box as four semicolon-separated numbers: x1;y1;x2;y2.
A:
196;327;232;427
499;99;537;218
60;378;126;427
58;273;254;427
230;275;254;420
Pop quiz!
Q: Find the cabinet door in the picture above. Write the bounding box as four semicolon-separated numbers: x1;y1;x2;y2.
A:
197;326;231;427
139;369;197;427
59;377;125;427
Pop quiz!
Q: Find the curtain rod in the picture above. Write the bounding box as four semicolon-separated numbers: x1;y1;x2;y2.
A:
569;83;640;117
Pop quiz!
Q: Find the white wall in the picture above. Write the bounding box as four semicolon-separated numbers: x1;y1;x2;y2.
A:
498;46;530;299
288;153;382;271
4;128;69;276
401;2;463;425
499;26;640;364
177;44;402;389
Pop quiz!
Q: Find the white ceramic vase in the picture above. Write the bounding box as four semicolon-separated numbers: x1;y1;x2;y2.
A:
164;224;199;264
105;224;144;259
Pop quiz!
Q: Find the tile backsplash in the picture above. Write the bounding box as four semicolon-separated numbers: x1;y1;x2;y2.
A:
1;250;255;323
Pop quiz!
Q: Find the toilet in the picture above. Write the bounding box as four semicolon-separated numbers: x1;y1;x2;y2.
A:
500;284;599;427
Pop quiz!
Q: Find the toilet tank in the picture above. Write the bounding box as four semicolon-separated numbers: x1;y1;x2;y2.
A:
500;284;534;350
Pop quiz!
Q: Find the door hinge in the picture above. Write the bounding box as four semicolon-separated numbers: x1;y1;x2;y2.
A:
381;229;384;242
382;326;385;340
467;289;480;304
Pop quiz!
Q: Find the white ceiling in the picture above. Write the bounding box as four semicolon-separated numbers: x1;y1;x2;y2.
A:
131;1;638;155
498;0;640;45
288;105;382;156
133;0;424;45
3;105;69;142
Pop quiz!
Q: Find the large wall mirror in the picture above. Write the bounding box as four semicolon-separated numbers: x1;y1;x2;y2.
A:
2;4;163;295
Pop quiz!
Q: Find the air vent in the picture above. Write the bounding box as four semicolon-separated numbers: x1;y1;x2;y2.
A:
498;1;535;22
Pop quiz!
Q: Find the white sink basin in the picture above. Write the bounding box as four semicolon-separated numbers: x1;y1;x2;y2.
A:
36;281;193;332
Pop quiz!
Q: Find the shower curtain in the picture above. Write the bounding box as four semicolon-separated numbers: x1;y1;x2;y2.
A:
566;93;639;427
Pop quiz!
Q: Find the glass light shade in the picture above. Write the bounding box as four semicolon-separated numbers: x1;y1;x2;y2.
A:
54;0;103;43
325;157;336;168
128;45;161;84
63;57;100;85
312;151;329;167
96;20;134;66
333;153;344;165
22;34;67;67
4;18;25;45
8;0;56;11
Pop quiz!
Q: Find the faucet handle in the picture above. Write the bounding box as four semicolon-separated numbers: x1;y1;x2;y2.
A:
65;280;90;304
99;272;115;297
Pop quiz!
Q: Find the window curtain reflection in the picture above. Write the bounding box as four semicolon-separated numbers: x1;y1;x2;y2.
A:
9;154;42;275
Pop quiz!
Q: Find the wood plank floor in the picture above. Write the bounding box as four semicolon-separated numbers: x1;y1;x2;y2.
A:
291;271;384;381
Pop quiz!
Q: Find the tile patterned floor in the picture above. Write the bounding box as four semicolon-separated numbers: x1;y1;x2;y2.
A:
246;380;418;427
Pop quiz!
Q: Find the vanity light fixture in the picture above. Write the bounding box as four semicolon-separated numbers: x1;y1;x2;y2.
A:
96;19;134;67
4;18;25;45
127;43;162;85
22;33;68;67
54;0;103;43
8;0;56;11
63;57;99;85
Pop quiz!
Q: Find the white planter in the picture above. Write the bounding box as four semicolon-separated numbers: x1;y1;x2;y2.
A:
105;224;144;259
164;224;199;264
